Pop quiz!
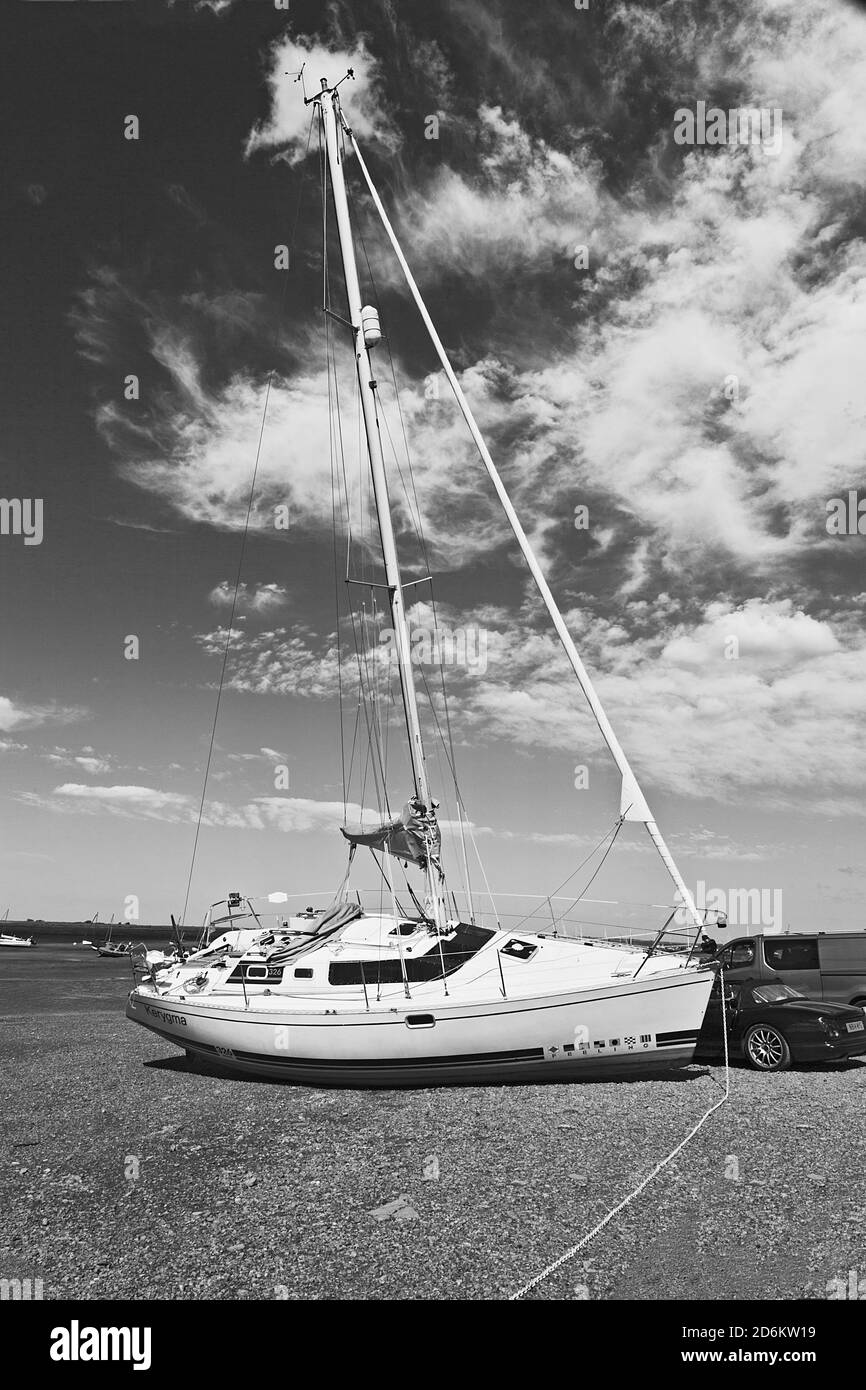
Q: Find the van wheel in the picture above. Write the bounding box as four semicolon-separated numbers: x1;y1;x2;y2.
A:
744;1025;791;1072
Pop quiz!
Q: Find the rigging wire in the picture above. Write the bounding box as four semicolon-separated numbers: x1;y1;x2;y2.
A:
368;849;408;918
508;818;624;934
179;112;315;928
349;185;477;912
549;818;626;931
327;294;348;818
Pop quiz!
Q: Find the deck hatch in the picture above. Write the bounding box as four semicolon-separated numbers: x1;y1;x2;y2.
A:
501;939;539;962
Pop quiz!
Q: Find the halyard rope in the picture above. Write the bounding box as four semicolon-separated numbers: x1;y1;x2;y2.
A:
178;112;315;929
509;966;730;1300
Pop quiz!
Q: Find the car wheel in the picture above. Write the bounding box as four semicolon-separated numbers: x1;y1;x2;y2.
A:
744;1024;791;1072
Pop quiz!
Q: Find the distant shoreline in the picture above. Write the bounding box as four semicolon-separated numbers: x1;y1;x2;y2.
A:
2;921;182;943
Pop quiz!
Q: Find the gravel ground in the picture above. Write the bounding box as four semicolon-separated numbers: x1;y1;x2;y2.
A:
2;948;864;1301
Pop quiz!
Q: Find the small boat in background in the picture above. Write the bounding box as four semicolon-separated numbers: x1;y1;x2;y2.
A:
92;915;133;958
0;908;34;948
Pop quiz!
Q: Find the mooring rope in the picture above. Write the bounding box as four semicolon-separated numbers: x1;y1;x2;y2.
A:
509;967;730;1300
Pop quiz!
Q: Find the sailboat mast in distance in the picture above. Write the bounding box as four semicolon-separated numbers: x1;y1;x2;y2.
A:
318;82;432;809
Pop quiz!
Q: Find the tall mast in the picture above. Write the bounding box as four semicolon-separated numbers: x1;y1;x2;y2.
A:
318;81;431;808
348;127;703;933
318;81;448;932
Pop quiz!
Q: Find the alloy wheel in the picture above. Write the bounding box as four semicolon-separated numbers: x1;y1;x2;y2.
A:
745;1024;791;1072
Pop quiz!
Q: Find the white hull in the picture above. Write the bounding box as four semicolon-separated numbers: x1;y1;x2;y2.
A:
126;966;713;1086
0;935;33;949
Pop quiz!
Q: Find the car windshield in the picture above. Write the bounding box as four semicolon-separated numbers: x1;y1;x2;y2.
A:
750;982;804;1004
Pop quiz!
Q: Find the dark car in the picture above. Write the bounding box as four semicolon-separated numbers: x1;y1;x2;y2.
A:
696;977;866;1071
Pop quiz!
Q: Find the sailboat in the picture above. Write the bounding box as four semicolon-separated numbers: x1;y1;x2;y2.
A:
126;72;715;1084
0;909;33;949
95;914;131;959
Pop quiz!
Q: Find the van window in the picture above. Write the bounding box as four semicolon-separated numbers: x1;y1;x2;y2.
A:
764;940;819;971
722;941;755;968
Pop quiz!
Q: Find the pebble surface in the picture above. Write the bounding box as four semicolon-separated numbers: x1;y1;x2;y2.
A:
2;946;864;1300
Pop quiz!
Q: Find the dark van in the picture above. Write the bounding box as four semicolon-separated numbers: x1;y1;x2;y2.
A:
712;933;866;1008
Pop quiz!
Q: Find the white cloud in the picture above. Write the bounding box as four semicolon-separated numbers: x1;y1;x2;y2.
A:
43;747;113;775
660;599;840;668
244;38;397;164
65;0;866;607
459;598;866;815
196;625;343;698
0;697;43;733
208;581;290;614
253;797;372;834
60;0;866;842
393;104;605;281
194;0;238;14
48;784;192;820
0;696;85;733
204;596;866;816
112;357;335;535
20;784;384;837
73;756;112;775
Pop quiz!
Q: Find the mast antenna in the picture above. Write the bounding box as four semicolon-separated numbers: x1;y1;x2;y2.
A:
304;68;355;106
288;62;309;103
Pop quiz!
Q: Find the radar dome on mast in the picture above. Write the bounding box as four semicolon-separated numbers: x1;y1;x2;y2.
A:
361;305;381;347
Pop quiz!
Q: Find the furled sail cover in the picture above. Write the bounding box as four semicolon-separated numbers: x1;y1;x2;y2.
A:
342;796;442;870
265;899;363;965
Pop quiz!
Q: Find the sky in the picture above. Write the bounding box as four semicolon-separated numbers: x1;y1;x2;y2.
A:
1;0;865;934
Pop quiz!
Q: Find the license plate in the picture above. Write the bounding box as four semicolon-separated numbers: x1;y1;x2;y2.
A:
846;1020;864;1033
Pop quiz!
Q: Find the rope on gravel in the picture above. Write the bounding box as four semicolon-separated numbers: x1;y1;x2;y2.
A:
509;967;730;1301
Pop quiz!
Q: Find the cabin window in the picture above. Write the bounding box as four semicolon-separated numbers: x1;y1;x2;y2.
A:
327;923;495;985
227;961;284;984
389;922;420;937
294;968;313;979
